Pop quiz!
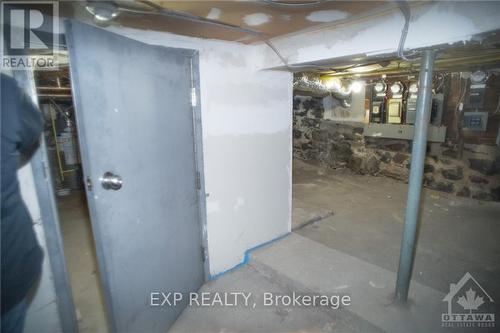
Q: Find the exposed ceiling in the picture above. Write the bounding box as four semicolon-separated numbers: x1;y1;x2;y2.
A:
314;31;500;80
43;1;500;80
63;0;396;44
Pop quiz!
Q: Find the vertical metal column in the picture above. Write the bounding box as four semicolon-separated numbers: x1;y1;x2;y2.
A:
395;49;436;302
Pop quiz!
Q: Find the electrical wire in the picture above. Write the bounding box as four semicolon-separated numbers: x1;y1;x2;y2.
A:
454;75;468;141
493;94;500;116
396;1;411;61
456;77;467;112
433;73;447;93
48;98;73;124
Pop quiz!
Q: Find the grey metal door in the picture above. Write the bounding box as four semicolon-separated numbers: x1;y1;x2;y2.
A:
65;20;205;333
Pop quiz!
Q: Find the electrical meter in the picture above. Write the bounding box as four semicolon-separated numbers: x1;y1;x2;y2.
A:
390;82;404;95
408;82;418;94
466;70;488;109
370;81;387;123
374;82;386;94
471;70;487;84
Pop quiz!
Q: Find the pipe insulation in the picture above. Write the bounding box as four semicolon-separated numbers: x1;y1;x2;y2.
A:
293;73;351;100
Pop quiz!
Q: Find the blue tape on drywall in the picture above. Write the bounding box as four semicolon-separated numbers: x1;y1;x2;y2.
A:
208;232;290;280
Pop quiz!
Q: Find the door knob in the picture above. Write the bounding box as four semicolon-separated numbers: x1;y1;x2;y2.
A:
100;172;122;190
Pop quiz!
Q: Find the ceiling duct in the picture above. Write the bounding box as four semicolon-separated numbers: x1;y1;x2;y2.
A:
293;73;351;100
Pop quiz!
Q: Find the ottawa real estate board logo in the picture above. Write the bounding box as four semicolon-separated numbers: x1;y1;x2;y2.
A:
1;1;59;69
442;272;495;328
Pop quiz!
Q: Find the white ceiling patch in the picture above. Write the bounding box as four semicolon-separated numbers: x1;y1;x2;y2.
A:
306;10;349;23
207;8;221;20
243;13;271;26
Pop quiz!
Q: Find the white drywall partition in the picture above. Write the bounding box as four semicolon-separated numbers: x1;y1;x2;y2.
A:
106;26;293;276
263;1;500;67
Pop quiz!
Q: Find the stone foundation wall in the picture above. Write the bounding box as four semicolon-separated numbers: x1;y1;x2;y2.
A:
293;96;500;201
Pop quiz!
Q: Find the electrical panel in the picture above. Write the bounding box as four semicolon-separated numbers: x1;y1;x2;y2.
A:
463;70;489;132
405;82;418;124
466;70;488;109
387;99;403;124
430;93;444;126
367;80;446;127
387;82;404;124
366;70;492;131
370;82;387;123
468;84;487;108
371;102;384;122
462;111;488;131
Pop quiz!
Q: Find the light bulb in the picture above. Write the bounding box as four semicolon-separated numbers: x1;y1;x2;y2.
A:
350;81;363;93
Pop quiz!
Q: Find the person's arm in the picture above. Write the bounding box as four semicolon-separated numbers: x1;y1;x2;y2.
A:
17;87;43;154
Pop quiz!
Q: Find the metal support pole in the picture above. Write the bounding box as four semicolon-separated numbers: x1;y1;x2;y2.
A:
395;49;436;302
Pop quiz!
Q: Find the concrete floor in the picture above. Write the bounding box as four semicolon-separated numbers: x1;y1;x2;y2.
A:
57;191;108;333
172;159;499;332
292;159;500;299
170;265;371;333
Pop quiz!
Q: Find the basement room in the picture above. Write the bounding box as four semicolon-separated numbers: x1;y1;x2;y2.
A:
1;1;499;333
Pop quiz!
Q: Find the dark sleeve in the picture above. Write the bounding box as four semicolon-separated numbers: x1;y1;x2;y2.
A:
17;86;43;154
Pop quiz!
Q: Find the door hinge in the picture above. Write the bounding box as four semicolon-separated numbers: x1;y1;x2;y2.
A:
191;87;197;107
201;246;207;262
86;177;93;191
195;171;201;190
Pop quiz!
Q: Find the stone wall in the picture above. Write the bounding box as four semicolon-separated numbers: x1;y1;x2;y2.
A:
293;95;500;201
